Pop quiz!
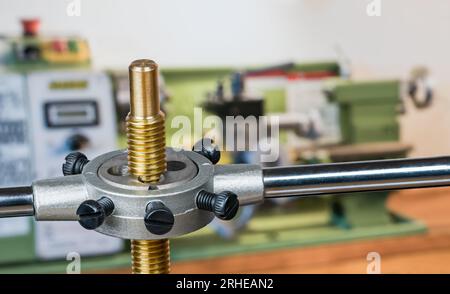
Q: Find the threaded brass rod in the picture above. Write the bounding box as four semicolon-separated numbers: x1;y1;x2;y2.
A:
131;239;170;274
126;59;169;274
127;59;167;183
127;116;166;183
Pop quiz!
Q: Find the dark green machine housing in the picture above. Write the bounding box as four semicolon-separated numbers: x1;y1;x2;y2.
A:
327;80;409;228
329;80;401;144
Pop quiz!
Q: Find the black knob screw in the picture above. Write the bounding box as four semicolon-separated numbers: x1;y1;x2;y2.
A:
196;190;239;220
144;201;175;235
76;197;115;230
62;152;89;176
192;138;221;164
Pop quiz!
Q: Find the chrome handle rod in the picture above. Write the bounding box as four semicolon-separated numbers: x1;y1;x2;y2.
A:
263;156;450;198
0;186;34;217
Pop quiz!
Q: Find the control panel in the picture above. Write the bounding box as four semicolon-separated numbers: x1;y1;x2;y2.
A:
0;74;33;259
0;74;33;187
0;70;123;260
11;37;90;66
2;19;90;70
27;71;117;178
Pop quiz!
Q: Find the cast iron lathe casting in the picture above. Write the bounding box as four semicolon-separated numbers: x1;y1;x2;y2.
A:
2;59;450;274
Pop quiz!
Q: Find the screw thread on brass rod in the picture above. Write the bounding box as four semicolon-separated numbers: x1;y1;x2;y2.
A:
131;239;170;274
126;59;169;274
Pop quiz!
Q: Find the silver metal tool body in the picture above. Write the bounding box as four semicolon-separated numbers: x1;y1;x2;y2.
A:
2;149;450;240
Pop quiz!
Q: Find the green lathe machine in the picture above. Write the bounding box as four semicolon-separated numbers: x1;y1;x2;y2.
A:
325;80;416;230
167;65;429;260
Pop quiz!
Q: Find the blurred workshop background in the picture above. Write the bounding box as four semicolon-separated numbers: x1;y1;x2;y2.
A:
0;0;450;273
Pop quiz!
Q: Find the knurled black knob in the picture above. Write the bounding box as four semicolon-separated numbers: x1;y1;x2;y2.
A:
76;197;115;230
196;190;239;220
144;201;175;235
192;138;221;164
62;152;89;176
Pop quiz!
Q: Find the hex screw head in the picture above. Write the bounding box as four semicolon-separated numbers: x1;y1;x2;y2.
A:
76;197;114;230
62;152;89;176
192;138;221;164
144;201;175;235
196;190;239;220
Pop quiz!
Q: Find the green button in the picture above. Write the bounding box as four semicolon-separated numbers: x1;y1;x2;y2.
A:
68;40;78;52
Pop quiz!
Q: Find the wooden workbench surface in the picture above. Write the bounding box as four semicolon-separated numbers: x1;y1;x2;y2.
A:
170;187;450;274
106;187;450;274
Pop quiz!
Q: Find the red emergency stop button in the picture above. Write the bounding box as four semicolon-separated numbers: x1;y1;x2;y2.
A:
21;19;40;37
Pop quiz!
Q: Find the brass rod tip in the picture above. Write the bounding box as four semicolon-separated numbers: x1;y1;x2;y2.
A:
129;59;160;117
129;59;158;72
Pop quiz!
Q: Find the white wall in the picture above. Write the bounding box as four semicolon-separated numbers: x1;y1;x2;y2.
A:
0;0;306;68
0;0;449;156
